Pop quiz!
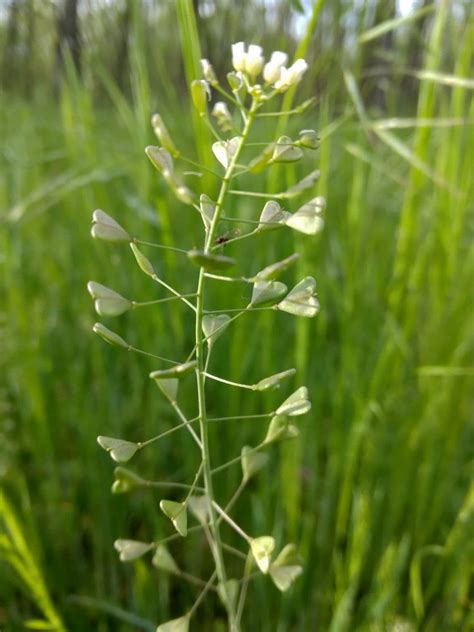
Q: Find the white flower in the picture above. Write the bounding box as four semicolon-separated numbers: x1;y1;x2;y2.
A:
212;101;231;119
245;44;264;77
274;59;308;91
232;42;247;73
263;51;288;84
231;42;265;77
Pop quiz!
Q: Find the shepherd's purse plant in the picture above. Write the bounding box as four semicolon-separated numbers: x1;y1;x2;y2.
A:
88;41;324;631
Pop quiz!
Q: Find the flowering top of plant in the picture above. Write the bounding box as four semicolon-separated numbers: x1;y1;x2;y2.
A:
89;37;322;632
231;41;308;92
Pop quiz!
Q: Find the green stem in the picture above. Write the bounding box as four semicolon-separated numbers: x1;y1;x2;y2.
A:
133;239;188;254
204;273;252;283
151;274;197;312
211;500;250;542
188;570;218;616
228;189;285;199
208;412;273;422
202;372;254;389
235;552;253;626
132;294;197;308
128;346;180;364
212;442;267;476
171;400;203;449
138;415;200;448
194;98;258;632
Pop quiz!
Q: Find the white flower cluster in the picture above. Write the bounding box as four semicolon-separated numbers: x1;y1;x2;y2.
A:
231;42;308;91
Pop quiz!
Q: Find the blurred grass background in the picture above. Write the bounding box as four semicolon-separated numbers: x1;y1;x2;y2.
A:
0;0;473;630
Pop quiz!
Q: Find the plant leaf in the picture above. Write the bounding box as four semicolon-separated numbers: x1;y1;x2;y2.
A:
271;136;303;163
97;436;139;463
241;446;269;482
149;361;197;381
256;201;290;232
91;209;131;242
255;253;299;281
250;536;275;574
250;280;287;307
276;386;311;416
152;544;180;574
187;249;235;271
202;314;231;345
157;615;190;632
130;243;157;278
160;500;188;537
23;620;57;630
114;539;153;562
253;368;296;391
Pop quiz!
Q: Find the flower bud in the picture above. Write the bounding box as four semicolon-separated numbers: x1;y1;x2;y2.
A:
263;51;288;84
248;83;265;102
231;42;246;73
245;44;264;77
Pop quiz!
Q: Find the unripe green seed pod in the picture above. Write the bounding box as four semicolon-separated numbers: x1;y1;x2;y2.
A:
191;80;210;116
151;113;179;157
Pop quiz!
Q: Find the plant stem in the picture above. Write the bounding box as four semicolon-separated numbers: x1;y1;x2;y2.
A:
132;294;197;308
138;415;200;449
133;239;188;254
202;372;254;389
204;273;252;283
235;552;253;626
194;99;258;632
151;274;197;312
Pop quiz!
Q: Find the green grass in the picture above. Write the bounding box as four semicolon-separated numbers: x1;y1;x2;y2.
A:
1;2;473;630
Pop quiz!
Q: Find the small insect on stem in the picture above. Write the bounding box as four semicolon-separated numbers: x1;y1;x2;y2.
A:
214;229;241;248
